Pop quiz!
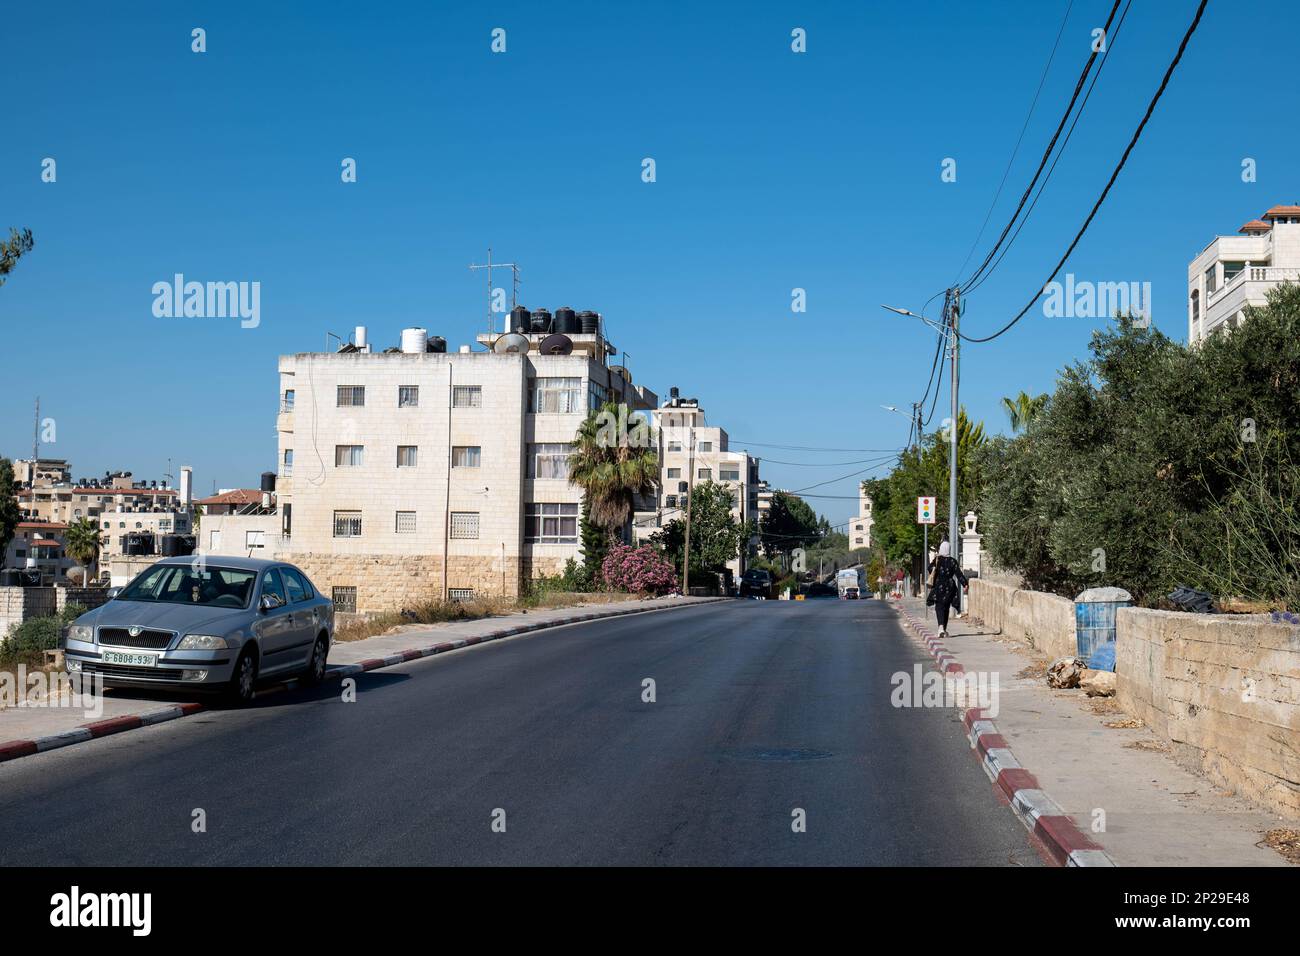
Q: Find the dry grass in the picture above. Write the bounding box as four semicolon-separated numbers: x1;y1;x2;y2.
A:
1124;739;1170;753
1258;828;1300;865
1017;660;1049;680
1104;717;1145;729
334;591;640;643
1086;697;1125;716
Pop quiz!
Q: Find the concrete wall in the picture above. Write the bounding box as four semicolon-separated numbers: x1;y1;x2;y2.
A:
1117;607;1300;819
966;578;1076;660
1;586;112;638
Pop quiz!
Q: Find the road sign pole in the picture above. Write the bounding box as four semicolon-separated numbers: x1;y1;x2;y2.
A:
923;524;928;607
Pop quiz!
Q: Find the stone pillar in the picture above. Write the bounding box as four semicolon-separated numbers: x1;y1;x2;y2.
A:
960;512;982;576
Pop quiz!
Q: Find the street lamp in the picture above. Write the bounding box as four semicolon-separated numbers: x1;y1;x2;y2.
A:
880;295;961;561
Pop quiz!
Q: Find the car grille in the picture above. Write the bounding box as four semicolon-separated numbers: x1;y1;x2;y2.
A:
98;627;175;650
83;662;186;681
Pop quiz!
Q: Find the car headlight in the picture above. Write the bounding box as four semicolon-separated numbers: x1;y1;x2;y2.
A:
64;625;94;644
177;634;230;650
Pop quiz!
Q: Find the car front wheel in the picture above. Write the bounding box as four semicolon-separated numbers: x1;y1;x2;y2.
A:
226;649;257;704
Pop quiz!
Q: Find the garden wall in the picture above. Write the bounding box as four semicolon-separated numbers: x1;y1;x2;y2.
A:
966;578;1077;660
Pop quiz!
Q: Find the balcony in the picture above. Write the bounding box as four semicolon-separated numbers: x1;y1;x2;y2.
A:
1202;266;1300;336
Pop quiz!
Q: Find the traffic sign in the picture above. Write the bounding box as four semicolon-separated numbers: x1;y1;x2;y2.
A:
917;496;936;524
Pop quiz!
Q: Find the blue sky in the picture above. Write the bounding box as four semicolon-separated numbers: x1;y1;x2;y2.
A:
3;0;1295;526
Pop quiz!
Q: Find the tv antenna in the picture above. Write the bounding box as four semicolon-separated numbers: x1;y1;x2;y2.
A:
469;247;521;337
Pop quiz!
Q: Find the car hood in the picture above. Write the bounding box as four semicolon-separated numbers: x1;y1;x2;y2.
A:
80;601;244;635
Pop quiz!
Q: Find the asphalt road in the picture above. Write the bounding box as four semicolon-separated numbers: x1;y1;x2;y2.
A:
0;598;1041;866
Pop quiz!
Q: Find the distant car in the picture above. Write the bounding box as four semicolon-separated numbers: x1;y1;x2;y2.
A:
738;569;773;599
804;581;837;598
62;556;334;704
842;587;860;600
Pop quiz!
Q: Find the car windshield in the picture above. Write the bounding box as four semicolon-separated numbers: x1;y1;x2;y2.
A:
117;565;257;609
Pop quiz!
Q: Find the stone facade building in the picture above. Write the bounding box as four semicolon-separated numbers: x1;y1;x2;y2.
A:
1189;204;1300;343
274;323;656;614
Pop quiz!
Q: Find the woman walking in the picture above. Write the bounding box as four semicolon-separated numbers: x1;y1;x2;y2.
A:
926;541;968;638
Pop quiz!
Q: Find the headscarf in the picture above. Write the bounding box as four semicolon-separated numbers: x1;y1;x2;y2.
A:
938;541;951;558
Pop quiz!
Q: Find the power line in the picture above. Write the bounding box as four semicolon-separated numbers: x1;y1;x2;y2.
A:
963;0;1133;299
950;0;1076;286
736;441;904;453
959;0;1124;294
960;0;1209;344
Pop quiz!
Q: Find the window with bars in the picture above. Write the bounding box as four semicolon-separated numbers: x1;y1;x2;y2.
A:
452;446;481;468
398;385;419;408
526;442;572;479
524;502;579;544
337;385;365;407
529;377;582;414
335;445;364;467
450;512;480;539
449;588;475;602
452;385;482;408
333;511;363;537
395;511;417;534
332;586;357;613
397;445;418;468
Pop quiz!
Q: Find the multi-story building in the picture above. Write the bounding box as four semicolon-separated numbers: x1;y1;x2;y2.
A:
16;469;184;524
632;389;760;579
1189;204;1300;343
3;521;78;584
275;321;657;614
13;458;71;488
849;487;874;550
197;489;283;557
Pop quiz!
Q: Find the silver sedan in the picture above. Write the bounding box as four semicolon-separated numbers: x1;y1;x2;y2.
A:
63;556;334;704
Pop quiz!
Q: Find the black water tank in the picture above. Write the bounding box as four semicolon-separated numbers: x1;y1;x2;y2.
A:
260;471;276;493
509;306;531;334
531;308;552;333
554;307;579;334
162;534;196;557
427;335;447;354
125;533;155;556
0;569;20;586
578;310;600;334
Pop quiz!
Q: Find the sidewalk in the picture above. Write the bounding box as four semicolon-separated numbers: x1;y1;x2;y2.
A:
895;595;1289;867
1;595;723;759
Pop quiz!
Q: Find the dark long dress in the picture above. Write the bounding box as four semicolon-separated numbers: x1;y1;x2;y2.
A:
928;555;968;628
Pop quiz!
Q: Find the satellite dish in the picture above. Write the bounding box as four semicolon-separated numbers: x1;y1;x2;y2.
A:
493;333;530;355
539;333;574;356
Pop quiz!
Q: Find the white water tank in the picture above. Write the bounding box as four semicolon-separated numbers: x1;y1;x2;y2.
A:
400;328;428;354
355;326;368;350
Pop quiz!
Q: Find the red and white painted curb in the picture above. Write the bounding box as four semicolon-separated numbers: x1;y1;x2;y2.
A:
0;598;725;766
894;604;1116;868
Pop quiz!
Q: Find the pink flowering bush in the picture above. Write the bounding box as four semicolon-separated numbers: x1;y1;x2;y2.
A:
601;544;679;596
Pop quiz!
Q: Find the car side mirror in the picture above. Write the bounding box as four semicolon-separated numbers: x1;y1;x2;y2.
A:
106;587;121;600
259;593;284;613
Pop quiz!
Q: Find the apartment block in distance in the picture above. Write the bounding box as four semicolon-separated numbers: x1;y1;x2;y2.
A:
632;387;760;580
275;313;657;614
1189;204;1300;343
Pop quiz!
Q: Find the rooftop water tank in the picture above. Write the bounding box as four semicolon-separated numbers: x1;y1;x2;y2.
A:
554;307;579;334
401;328;428;354
578;310;600;334
531;309;553;334
510;306;531;334
427;335;447;353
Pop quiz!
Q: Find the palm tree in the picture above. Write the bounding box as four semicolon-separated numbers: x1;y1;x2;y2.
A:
1000;391;1048;433
63;517;102;586
568;401;659;541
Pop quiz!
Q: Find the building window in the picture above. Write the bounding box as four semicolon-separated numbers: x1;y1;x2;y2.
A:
282;389;295;411
698;468;712;480
450;512;480;539
335;445;364;467
588;380;609;411
666;467;681;479
527;443;572;479
855;537;863;545
720;468;740;481
667;442;682;453
245;530;265;549
449;588;475;602
333;511;363;537
1204;266;1217;294
398;385;419;408
698;441;713;452
452;385;482;408
524;503;579;544
332;586;357;613
395;511;417;534
397;445;419;468
282;449;294;477
452;446;481;468
530;377;582;414
665;495;678;508
337;385;365;407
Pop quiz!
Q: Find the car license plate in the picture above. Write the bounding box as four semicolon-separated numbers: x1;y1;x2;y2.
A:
101;650;158;668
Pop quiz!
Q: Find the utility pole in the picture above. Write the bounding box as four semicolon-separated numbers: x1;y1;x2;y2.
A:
681;426;695;594
947;289;961;563
912;401;922;450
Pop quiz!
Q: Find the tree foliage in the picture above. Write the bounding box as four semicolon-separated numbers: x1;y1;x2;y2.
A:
0;459;21;561
758;491;820;557
567;402;659;534
979;287;1300;608
0;228;34;287
651;480;750;575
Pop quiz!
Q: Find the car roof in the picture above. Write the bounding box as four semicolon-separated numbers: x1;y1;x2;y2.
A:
153;555;284;572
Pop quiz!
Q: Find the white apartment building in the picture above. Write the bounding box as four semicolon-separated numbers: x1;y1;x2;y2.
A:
632;389;760;579
275;323;657;614
1189;204;1300;343
849;487;874;549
